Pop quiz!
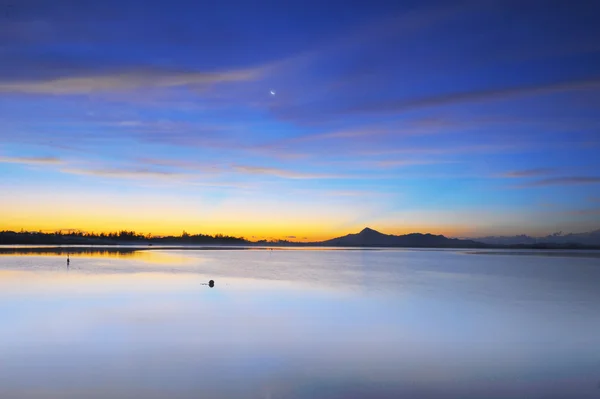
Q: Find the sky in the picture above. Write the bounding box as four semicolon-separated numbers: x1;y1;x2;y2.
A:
1;0;599;241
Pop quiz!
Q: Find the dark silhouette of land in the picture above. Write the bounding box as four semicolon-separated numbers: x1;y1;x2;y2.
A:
1;227;599;249
317;227;486;248
469;229;600;247
0;230;246;246
315;228;600;249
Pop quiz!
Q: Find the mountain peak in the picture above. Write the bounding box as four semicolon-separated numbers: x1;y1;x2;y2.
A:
359;227;380;234
319;227;484;248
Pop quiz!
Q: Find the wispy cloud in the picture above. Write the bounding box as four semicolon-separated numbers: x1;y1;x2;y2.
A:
286;128;383;143
267;117;457;146
377;159;455;168
114;121;145;127
323;190;374;197
502;168;554;178
358;143;518;157
568;207;600;216
343;77;600;116
61;164;252;189
253;140;527;167
137;158;221;173
108;120;252;150
322;189;395;198
519;176;600;187
232;165;347;180
257;1;600;125
0;67;264;95
61;167;185;180
0;156;63;165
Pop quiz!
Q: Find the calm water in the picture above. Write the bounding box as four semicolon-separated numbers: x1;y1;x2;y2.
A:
1;247;600;399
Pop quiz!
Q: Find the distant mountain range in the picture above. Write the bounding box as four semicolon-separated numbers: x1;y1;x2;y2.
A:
468;229;600;247
316;227;486;248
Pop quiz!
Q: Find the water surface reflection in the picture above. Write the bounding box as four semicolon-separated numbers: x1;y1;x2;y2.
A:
1;249;599;398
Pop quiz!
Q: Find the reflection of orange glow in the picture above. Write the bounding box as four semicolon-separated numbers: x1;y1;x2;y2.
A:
0;248;196;265
0;248;138;257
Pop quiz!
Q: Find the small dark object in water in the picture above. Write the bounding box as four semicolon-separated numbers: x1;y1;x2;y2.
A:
208;280;214;288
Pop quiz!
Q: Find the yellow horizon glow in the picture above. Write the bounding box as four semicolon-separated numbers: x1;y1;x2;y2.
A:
0;188;509;240
0;217;467;242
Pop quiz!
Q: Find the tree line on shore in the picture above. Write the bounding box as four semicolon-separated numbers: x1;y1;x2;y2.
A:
0;230;253;245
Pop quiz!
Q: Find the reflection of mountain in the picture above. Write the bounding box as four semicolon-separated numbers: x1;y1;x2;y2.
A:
470;229;600;246
318;227;485;248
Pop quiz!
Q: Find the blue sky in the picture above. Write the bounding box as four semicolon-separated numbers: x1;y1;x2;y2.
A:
1;0;599;239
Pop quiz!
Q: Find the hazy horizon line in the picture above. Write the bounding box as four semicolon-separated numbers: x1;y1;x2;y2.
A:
2;225;598;243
